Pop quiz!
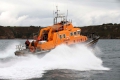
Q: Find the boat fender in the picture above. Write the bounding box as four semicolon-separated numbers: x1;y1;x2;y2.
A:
29;46;35;52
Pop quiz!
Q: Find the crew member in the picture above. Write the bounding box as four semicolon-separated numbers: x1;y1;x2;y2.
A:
30;40;36;53
25;39;30;49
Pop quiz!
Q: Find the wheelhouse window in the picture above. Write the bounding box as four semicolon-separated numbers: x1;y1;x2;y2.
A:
63;34;66;38
77;31;80;35
59;35;62;39
59;34;66;39
70;32;73;36
74;32;77;35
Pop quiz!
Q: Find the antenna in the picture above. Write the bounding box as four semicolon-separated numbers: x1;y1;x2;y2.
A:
54;6;60;24
56;6;60;17
66;10;68;22
53;10;54;24
53;6;66;24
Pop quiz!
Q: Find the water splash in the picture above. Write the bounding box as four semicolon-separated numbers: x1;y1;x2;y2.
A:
0;42;20;58
0;43;109;79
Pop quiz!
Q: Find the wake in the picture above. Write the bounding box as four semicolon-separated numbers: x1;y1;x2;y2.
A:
0;42;109;79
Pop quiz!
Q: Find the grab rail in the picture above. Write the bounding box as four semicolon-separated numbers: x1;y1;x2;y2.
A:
16;44;26;51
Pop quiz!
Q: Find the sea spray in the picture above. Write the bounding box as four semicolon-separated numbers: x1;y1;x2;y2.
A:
0;42;20;58
0;43;109;79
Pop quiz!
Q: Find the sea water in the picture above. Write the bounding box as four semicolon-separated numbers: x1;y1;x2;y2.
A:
0;39;119;80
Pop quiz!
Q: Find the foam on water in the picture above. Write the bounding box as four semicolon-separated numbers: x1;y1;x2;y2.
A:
0;43;110;79
0;42;20;58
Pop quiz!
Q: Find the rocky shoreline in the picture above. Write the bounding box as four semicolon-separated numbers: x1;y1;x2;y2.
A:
0;23;120;39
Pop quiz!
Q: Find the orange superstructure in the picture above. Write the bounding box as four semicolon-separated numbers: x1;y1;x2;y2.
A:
29;7;88;51
33;21;87;51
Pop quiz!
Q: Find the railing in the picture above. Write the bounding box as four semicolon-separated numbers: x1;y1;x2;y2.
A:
16;44;26;51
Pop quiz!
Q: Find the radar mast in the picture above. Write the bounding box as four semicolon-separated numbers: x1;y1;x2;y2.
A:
54;6;66;24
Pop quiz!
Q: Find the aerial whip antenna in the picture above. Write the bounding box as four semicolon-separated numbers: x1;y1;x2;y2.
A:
53;10;54;24
66;10;68;22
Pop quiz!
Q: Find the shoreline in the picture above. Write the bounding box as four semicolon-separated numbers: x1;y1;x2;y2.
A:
0;23;120;39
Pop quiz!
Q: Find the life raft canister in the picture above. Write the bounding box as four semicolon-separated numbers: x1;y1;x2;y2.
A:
29;46;35;52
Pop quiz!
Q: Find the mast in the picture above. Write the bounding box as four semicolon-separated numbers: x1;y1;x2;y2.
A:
54;6;66;24
66;10;68;23
54;6;59;24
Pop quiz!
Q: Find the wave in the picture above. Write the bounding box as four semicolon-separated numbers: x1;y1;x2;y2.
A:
0;43;109;79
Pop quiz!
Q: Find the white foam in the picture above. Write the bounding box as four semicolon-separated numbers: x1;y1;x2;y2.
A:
0;42;20;58
0;43;110;79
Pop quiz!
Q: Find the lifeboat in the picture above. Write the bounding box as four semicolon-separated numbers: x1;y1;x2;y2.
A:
15;8;99;56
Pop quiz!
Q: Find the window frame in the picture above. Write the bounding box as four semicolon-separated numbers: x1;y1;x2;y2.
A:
59;35;62;39
63;34;66;38
74;32;77;35
70;32;73;36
